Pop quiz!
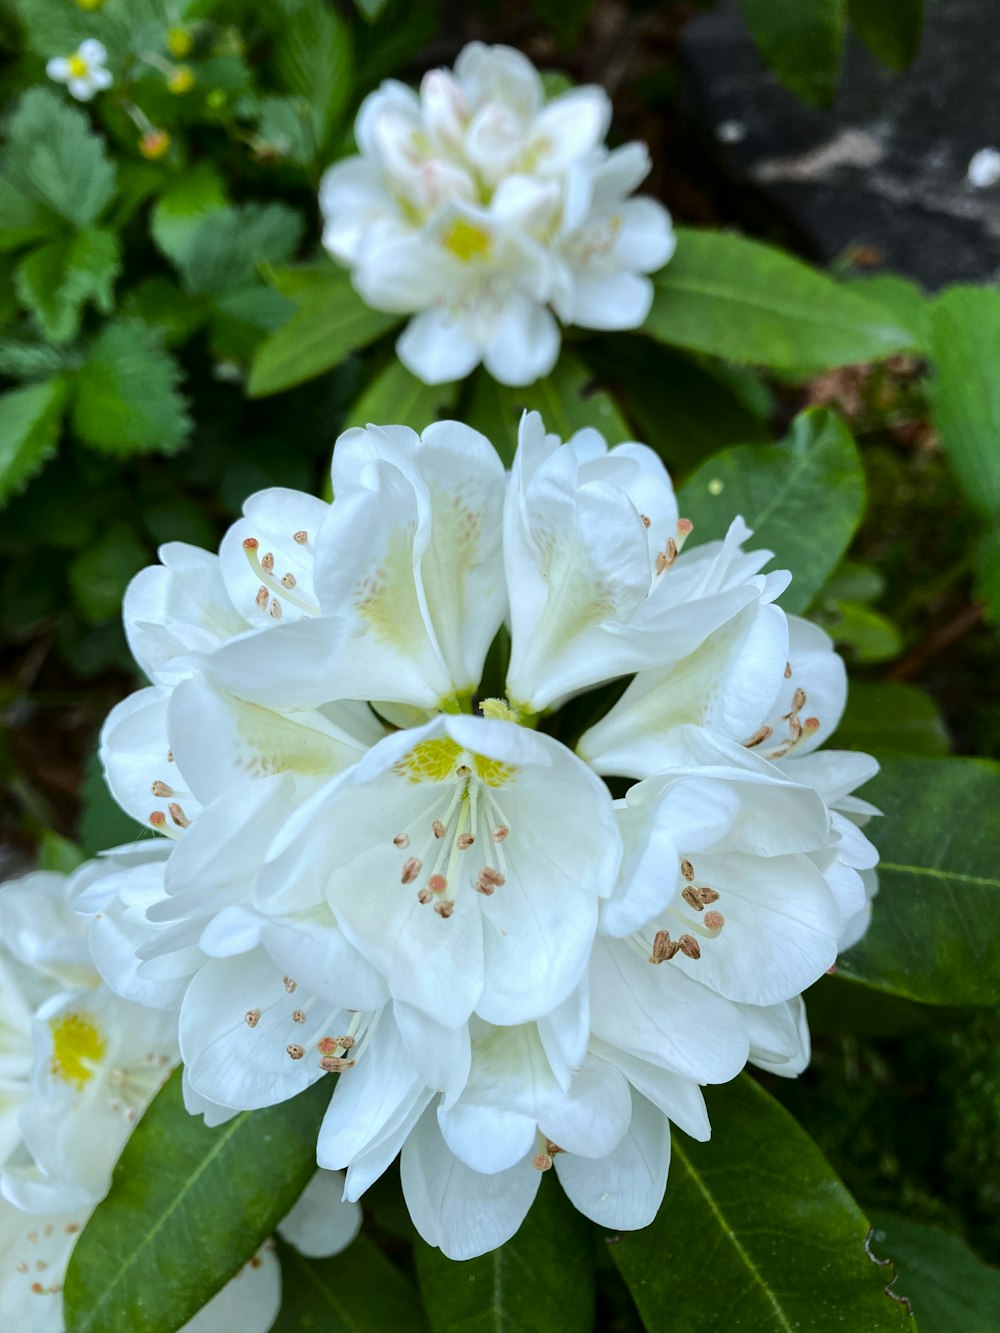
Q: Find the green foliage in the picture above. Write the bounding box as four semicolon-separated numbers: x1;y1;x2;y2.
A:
346;359;460;432
274;1235;429;1332
679;408;865;614
3;88;117;229
738;0;846;107
869;1213;1000;1331
415;1176;596;1333
840;756;1000;1005
647;229;911;373
274;0;354;155
64;1070;331;1333
68;520;147;624
14;228;121;343
0;377;67;504
836;681;950;757
849;0;925;71
612;1075;911;1331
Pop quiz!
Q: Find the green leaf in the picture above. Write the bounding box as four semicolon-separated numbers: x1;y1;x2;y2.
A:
849;0;924;70
121;276;206;347
835;681;950;757
845;274;929;352
274;1235;429;1332
824;601;903;663
976;528;1000;626
275;0;353;153
929;286;1000;518
738;0;847;106
869;1212;1000;1331
678;407;865;614
647;229;911;373
173;203;304;298
37;829;86;874
72;318;191;456
248;271;399;397
64;1070;331;1333
612;1075;912;1331
3;88;116;228
150;162;229;267
254;95;316;167
353;0;391;20
0;177;61;252
356;0;440;87
68;521;148;624
346;359;459;432
0;378;67;505
415;1175;595;1333
839;755;1000;1005
14;228;121;343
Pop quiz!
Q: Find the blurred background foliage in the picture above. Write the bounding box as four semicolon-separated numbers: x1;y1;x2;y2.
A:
2;1;999;1329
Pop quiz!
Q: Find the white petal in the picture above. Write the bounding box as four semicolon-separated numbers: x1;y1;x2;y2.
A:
182;1245;282;1333
277;1170;362;1258
531;87;611;169
482;294;560;387
317;1016;423;1169
555;1090;670;1230
740;996;811;1077
46;57;69;80
397;307;483;384
567;271;653;331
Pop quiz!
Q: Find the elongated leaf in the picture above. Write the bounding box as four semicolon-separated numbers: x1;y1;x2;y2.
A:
346;359;459;431
835;681;950;757
276;0;353;152
64;1070;331;1333
647;229;910;373
415;1175;595;1333
678;407;865;614
612;1076;912;1331
248;273;399;397
869;1213;1000;1331
0;377;67;505
274;1235;429;1332
739;0;846;106
849;0;924;70
929;286;1000;518
839;755;1000;1005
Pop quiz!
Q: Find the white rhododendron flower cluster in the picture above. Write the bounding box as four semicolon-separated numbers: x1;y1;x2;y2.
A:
0;868;361;1329
320;42;675;386
68;411;879;1261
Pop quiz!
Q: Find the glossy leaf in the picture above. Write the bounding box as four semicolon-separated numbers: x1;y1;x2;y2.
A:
0;377;67;505
64;1070;331;1333
840;755;1000;1005
274;1235;429;1332
869;1212;1000;1331
612;1075;912;1331
248;272;399;398
678;407;865;614
835;682;950;757
647;229;910;373
738;0;846;106
849;0;924;70
929;286;1000;518
346;360;459;433
415;1175;595;1333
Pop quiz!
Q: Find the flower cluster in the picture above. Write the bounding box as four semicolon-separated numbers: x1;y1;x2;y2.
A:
320;42;675;386
0;867;361;1329
73;411;878;1260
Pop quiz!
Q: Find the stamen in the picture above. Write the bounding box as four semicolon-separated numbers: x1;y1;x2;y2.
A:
319;1055;356;1072
681;859;695;881
545;1140;564;1156
417;888;434;904
151;780;174;797
491;825;509;842
255;586;269;612
682;887;704;911
434;899;455;918
650;929;680;963
532;1153;553;1171
432;820;446;838
678;934;702;959
655;538;678;574
318;1035;354;1054
167;750;174;762
292;1009;306;1024
697;886;720;904
393;833;410;848
784;662;793;678
788;714;802;743
790;687;807;712
244;1009;261;1028
261;552;275;572
744;724;773;748
168;802;190;828
640;514;651;528
478;866;505;887
428;873;448;894
269;598;282;620
281;572;297;589
703;911;725;931
293;530;308;545
401;857;422;884
457;833;475;849
283;976;297;993
286;1044;305;1060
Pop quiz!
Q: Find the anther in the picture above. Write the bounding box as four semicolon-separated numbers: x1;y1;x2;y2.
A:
791;687;807;712
293;530;308;544
151;780;174;797
475;880;495;896
292;1009;306;1024
788;714;802;742
168;802;190;828
681;859;695;881
286;1044;305;1060
491;825;509;842
697;887;720;904
283;976;297;993
479;866;505;887
167;750;174;762
457;833;475;849
261;552;275;572
784;662;793;679
744;724;773;748
269;598;282;620
281;572;296;589
393;832;410;848
417;888;433;904
428;873;448;894
640;513;651;528
532;1153;553;1171
655;538;678;574
319;1055;356;1072
703;911;725;931
678;934;702;959
682;886;704;911
244;1009;261;1028
432;820;446;838
434;899;455;918
401;857;422;884
456;764;471;777
255;586;269;611
545;1140;564;1156
650;929;680;963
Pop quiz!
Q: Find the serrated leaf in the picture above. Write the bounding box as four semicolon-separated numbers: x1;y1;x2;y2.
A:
346;359;459;432
72;317;191;456
274;1236;429;1332
869;1212;1000;1331
928;285;1000;518
14;228;121;343
68;521;148;624
612;1075;912;1331
739;0;847;106
150;162;228;266
174;203;304;298
0;334;71;379
248;271;399;397
647;229;912;373
678;407;865;614
840;755;1000;1004
275;0;353;153
849;0;924;70
0;377;67;505
415;1175;595;1333
0;177;61;251
835;681;950;757
121;276;206;347
63;1070;331;1333
3;87;116;228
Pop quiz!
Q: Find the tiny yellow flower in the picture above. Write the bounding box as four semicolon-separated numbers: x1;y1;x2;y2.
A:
167;65;196;95
167;27;193;58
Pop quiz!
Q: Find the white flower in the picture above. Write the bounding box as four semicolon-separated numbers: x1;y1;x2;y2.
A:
46;40;112;101
968;147;1000;189
319;42;674;385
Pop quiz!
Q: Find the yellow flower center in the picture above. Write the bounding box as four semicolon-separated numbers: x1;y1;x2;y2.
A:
68;55;90;79
50;1012;106;1090
442;218;492;263
395;736;515;788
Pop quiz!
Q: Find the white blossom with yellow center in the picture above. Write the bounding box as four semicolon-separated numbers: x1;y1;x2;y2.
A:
46;40;112;101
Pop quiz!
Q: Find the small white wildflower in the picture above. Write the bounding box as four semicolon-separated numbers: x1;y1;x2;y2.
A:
46;39;112;102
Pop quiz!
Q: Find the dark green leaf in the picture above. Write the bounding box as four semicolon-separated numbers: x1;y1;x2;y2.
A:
356;0;441;87
738;0;846;106
824;601;903;663
612;1075;911;1331
150;162;229;267
353;0;392;19
274;1235;429;1332
835;681;950;757
121;277;205;348
3;88;116;228
839;755;1000;1005
929;286;1000;518
678;407;865;614
415;1174;595;1333
976;528;1000;625
275;0;353;153
0;377;67;505
0;177;61;252
174;203;304;298
72;318;191;456
248;272;399;397
346;359;459;432
64;1070;331;1333
869;1212;1000;1331
849;0;924;70
648;229;911;373
68;521;147;624
14;228;120;343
